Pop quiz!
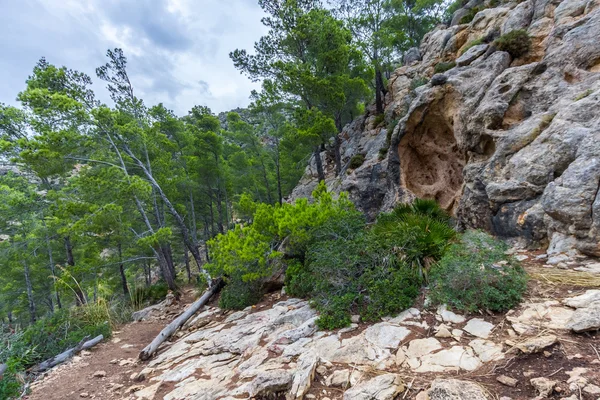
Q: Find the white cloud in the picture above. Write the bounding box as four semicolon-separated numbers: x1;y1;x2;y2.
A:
0;0;267;115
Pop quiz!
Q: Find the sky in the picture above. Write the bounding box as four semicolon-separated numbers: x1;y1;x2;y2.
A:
0;0;268;115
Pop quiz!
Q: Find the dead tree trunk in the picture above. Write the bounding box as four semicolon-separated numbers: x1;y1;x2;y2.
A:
139;280;222;361
33;335;104;373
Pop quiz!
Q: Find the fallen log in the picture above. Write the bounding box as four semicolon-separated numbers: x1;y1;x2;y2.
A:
139;280;222;361
34;334;104;373
0;363;7;377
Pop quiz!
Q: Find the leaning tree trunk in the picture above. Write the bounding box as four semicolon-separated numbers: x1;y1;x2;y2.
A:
65;236;86;306
33;335;104;373
139;280;222;361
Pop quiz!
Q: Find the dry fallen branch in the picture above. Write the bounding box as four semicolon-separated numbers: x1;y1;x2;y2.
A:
139;280;222;361
33;334;104;373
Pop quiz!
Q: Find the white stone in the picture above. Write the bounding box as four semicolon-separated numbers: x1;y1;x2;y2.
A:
364;323;411;349
415;346;481;373
469;339;504;362
563;290;600;308
437;305;466;324
463;318;494;339
325;369;350;388
342;374;404;400
405;338;443;359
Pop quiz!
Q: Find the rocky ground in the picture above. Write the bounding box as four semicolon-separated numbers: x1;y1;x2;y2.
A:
26;251;600;400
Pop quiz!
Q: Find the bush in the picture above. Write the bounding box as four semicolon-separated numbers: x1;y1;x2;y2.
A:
349;154;366;169
372;199;455;277
285;259;314;298
373;113;385;127
429;230;528;312
434;61;456;73
494;30;531;58
459;7;480;24
219;278;263;310
207;183;357;310
131;282;169;308
378;147;388;160
410;76;429;89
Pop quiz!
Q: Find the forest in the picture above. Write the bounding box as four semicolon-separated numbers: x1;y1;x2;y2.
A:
0;0;525;397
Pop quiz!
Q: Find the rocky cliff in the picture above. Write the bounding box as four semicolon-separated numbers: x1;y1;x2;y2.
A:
291;0;600;257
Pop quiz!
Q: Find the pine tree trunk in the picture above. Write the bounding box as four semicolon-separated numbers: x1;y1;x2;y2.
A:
118;243;129;295
275;140;283;205
65;236;86;306
45;230;61;309
24;261;36;324
375;66;385;115
184;247;192;283
313;146;325;182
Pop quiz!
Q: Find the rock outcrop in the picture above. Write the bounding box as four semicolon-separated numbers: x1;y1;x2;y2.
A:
291;0;600;256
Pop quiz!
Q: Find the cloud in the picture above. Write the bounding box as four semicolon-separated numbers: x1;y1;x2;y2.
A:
0;0;267;115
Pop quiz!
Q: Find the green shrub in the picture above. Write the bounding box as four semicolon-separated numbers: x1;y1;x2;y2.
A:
434;61;456;73
207;183;357;310
285;259;314;298
459;7;480;24
348;154;366;169
410;76;429;89
131;282;169;308
373;114;385;127
219;278;263;310
378;147;388;160
372;199;455;277
494;30;531;58
429;230;528;312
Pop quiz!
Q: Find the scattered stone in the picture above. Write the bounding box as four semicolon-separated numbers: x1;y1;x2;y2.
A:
79;393;89;398
92;370;106;378
351;315;361;323
109;359;118;364
405;338;443;359
463;318;494;339
119;358;136;367
134;382;161;399
427;379;490;400
497;375;518;387
437;305;466;324
434;324;452;338
339;323;359;334
469;339;504;362
416;346;481;372
509;335;558;354
451;329;463;339
288;351;318;400
530;377;556;397
364;323;411;349
565;302;600;332
583;384;600;394
515;254;529;261
343;374;404;400
325;369;350;388
316;365;328;376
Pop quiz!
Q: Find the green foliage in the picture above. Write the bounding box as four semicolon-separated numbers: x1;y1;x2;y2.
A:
373;114;385;127
429;230;528;312
349;154;366;169
410;76;429;89
285;199;453;330
434;61;456;73
459;7;480;24
378;147;389;160
131;282;169;308
207;183;357;310
373;199;455;277
494;30;531;58
219;278;263;310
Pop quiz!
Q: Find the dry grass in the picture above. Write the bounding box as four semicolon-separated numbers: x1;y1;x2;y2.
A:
529;267;600;287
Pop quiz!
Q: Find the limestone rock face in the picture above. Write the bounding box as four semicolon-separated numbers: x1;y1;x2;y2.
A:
290;0;600;255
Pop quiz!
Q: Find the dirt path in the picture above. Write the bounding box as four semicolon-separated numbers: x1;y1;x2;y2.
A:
25;288;201;400
25;320;164;400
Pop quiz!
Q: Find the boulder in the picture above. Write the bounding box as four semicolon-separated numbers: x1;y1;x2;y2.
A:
404;47;422;65
463;318;494;339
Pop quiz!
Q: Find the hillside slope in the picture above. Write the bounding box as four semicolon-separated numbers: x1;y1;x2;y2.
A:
292;0;600;257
